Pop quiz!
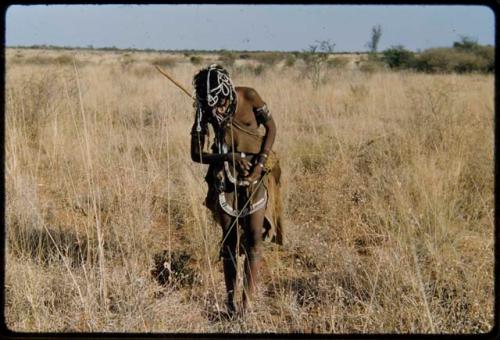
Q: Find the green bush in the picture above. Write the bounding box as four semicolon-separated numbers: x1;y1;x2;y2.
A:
189;56;202;65
284;54;296;67
414;48;491;74
380;37;494;74
475;45;495;72
382;46;416;69
380;40;494;74
453;36;480;51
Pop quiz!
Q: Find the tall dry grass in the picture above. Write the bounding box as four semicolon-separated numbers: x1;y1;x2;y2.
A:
4;49;494;333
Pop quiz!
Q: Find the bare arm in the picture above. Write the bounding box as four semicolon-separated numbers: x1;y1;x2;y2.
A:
190;124;251;171
260;117;276;156
244;88;276;158
243;88;277;182
190;132;225;164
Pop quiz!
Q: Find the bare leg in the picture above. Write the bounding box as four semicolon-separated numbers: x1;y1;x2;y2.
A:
218;209;238;315
242;207;265;312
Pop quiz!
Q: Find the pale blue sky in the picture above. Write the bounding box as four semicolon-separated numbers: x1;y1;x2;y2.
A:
5;4;495;52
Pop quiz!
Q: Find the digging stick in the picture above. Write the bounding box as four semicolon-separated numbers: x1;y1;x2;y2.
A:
154;65;194;100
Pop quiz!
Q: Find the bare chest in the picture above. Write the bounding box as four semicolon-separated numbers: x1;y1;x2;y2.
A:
233;95;257;128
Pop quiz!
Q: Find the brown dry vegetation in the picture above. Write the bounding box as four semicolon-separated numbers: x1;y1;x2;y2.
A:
4;48;494;333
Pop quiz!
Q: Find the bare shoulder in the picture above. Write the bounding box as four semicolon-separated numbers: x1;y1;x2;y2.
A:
236;86;264;106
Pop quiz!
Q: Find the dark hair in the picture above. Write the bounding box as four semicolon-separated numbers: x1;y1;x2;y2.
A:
193;64;232;109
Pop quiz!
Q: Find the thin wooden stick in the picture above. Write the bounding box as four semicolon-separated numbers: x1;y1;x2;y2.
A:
154;65;194;100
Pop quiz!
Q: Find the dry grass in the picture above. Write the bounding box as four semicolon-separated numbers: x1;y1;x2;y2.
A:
4;48;494;333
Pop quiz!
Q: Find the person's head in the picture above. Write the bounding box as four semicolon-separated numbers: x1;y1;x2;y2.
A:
193;64;235;116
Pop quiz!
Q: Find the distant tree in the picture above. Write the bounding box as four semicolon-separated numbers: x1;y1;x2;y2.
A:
302;39;335;88
318;39;336;53
366;24;383;54
453;35;480;51
308;44;318;53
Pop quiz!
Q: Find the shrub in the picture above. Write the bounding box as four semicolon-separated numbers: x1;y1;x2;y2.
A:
302;53;329;88
453;35;480;51
414;48;491;74
379;37;494;74
189;56;202;65
254;64;266;76
382;46;416;69
475;45;495;72
452;52;489;73
299;40;335;88
284;54;296;67
414;36;493;74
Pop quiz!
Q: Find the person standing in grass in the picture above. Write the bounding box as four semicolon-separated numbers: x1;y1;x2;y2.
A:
190;64;283;316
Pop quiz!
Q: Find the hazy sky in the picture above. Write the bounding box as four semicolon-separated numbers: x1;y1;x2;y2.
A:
5;4;495;52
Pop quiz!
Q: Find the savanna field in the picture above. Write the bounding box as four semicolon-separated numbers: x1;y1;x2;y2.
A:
4;48;494;333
